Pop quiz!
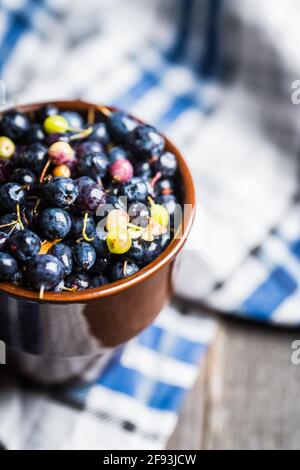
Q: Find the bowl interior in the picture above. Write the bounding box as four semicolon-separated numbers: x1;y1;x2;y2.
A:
0;100;195;302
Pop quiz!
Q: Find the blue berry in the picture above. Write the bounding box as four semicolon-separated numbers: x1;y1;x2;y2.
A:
108;111;137;143
70;213;95;239
65;271;90;291
76;141;103;158
88;122;110;145
154;151;177;177
110;260;139;281
0;252;18;280
134;160;152;179
27;124;45;144
0;112;30;141
108;146;128;163
121;177;148;203
90;274;108;288
73;242;96;270
0;231;8;250
49;242;73;276
44;177;78;208
39;208;71;240
128;202;149;227
10;167;36;189
92;255;111;275
0;182;26;211
37;104;59;122
20;143;48;174
77;183;107;212
61;111;84;130
27;254;63;290
78;152;109;178
127;239;146;264
126;125;164;160
9;229;41;262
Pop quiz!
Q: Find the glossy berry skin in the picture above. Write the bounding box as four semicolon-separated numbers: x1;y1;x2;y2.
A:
128;202;149;227
77;183;107;212
157;194;177;217
75;176;95;190
108;146;128;163
106;194;127;212
134;161;152;180
109;159;133;183
90;274;108;288
0;231;8;250
44;177;78;208
108;111;137;143
20;143;48;174
0;213;28;233
126;125;164;160
61;111;84;130
121;177;148;203
92;255;111;275
65;271;90;291
39;208;71;240
155;178;174;196
88;122;110;145
73;242;96;270
9;229;41;262
0;252;18;281
0;182;26;211
27;124;45;144
78;152;109;178
0;112;30;141
143;241;162;264
75;140;103;158
44;115;69;134
36;104;59;122
127;239;146;264
50;242;73;276
10;168;36;189
27;254;63;290
70;213;96;239
154;151;177;177
91;231;108;256
11;269;23;286
46;133;70;146
110;260;139;282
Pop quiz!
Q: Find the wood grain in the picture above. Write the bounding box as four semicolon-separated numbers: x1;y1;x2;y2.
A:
168;318;300;450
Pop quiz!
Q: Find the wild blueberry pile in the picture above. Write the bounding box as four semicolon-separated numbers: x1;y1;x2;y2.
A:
0;105;180;296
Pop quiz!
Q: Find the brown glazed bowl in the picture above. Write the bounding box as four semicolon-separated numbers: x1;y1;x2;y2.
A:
0;100;195;384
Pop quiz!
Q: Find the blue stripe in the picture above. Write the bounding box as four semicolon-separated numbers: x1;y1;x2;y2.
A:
291;239;300;260
241;267;298;320
98;362;186;411
0;0;45;73
165;0;194;62
111;70;160;109
155;92;208;130
138;325;207;365
199;0;222;77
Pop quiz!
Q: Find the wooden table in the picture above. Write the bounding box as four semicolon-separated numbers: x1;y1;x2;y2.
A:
167;314;300;450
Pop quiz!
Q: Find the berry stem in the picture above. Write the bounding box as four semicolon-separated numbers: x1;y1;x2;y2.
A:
69;126;93;141
16;204;24;230
97;105;112;117
39;158;51;183
82;212;94;242
87;107;95;125
39;285;45;300
150;171;162;187
0;221;16;229
123;260;127;277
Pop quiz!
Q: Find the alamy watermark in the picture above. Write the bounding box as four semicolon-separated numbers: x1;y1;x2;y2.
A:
291;80;300;104
0;340;6;365
291;340;300;365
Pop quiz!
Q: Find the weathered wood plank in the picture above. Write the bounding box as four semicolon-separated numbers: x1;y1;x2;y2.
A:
168;318;300;450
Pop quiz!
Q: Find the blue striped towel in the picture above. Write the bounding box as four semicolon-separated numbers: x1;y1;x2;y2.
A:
0;0;299;449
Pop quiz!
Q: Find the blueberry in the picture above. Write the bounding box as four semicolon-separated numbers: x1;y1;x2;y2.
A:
127;239;146;264
75;176;95;190
61;111;84;130
27;123;45;144
78;152;109;178
157;194;178;217
134;160;152;179
154;151;177;177
90;274;108;288
92;255;111;275
75;141;103;158
108;146;128;163
128;202;149;227
70;213;95;239
105;194;127;211
143;241;161;264
0;112;30;141
88;122;110;145
39;208;71;240
36;104;59;122
65;271;90;291
0;231;8;250
11;269;23;286
155;178;174;196
77;183;107;212
50;242;73;276
10;168;36;189
126;124;164;160
9;229;41;262
20;143;48;174
44;177;78;208
27;254;63;290
110;260;139;281
121;177;148;203
0;182;26;211
91;229;108;256
0;252;18;280
73;242;96;270
108;111;137;143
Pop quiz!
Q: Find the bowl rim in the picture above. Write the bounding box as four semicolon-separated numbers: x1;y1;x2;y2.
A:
0;100;195;303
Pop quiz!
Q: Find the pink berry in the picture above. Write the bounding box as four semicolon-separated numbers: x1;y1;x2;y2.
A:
109;159;133;183
48;142;74;166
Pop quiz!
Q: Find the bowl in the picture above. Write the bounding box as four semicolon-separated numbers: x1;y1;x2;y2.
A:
0;100;195;384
